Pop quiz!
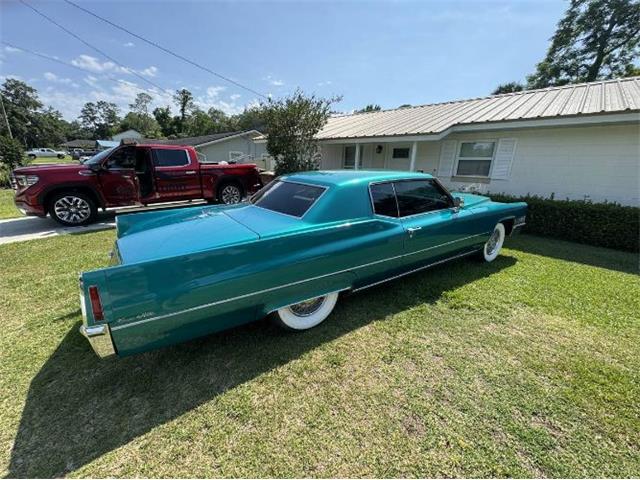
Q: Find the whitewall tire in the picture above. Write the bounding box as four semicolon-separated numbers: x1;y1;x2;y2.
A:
274;292;339;330
483;223;506;262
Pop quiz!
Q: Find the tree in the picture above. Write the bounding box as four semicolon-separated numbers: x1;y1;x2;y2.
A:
398;104;412;108
233;107;268;132
0;79;42;147
79;101;120;139
261;89;340;176
153;106;176;137
207;107;233;132
173;88;194;132
185;108;215;136
122;93;160;137
0;135;24;172
129;92;153;116
356;104;381;113
492;82;525;94
527;0;640;88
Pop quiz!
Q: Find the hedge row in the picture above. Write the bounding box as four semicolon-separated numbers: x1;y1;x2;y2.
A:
489;194;640;252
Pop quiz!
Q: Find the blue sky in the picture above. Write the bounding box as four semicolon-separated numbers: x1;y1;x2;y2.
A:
0;0;567;120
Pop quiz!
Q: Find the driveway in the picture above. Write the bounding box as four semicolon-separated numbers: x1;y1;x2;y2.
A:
0;199;211;245
0;213;116;245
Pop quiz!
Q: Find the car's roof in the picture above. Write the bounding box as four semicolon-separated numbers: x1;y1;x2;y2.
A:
282;170;434;187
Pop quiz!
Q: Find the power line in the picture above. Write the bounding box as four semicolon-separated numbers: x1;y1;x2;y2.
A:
63;0;269;100
1;40;164;100
18;0;168;93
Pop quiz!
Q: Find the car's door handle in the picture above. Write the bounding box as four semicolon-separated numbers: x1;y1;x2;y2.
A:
185;170;196;175
406;226;422;237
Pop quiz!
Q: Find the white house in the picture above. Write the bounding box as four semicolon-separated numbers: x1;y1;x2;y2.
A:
317;76;640;206
111;129;143;141
155;130;269;168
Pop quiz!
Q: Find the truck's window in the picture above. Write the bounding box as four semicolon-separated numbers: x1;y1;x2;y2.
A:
393;180;452;217
153;149;189;167
251;180;325;217
83;148;114;165
370;182;399;217
106;147;136;169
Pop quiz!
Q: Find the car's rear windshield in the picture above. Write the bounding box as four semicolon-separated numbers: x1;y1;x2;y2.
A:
251;180;326;217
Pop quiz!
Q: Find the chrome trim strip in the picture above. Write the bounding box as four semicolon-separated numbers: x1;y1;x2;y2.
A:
353;249;480;292
111;231;491;332
80;324;116;358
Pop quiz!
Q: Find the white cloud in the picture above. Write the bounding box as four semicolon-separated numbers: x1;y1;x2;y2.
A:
139;66;158;77
205;86;226;98
44;72;74;84
123;42;135;47
230;94;241;101
4;46;21;53
264;75;284;87
317;80;333;87
71;54;128;74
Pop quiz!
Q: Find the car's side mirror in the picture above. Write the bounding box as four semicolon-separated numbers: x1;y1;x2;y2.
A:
453;197;464;211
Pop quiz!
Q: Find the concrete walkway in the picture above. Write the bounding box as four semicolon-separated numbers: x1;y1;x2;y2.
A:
0;214;116;245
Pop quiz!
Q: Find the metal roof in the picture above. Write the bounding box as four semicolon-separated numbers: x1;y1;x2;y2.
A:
317;76;640;140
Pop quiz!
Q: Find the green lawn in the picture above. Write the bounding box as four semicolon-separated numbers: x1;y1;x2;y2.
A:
0;189;19;219
29;154;76;165
0;232;638;477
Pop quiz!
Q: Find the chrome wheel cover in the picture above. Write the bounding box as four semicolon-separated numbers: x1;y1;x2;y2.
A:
486;228;501;255
221;185;242;204
288;296;326;317
53;195;91;224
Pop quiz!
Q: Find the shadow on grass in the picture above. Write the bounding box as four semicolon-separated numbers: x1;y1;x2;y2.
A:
8;254;516;478
507;234;638;275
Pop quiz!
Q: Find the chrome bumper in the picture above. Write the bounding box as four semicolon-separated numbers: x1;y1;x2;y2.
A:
80;324;116;358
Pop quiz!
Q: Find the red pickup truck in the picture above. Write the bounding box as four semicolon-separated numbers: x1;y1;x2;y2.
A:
11;142;263;226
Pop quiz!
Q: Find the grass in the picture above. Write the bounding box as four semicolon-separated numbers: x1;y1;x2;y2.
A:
0;232;638;477
0;189;20;219
28;155;76;165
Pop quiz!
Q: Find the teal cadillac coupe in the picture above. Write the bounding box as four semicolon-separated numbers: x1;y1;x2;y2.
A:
79;170;526;358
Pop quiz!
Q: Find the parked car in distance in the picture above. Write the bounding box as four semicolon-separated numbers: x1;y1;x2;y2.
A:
71;148;98;161
26;147;67;159
78;170;527;358
10;141;263;226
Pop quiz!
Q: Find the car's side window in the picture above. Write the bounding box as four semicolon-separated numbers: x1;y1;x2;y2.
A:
370;182;399;217
106;147;137;169
152;149;190;167
393;180;452;217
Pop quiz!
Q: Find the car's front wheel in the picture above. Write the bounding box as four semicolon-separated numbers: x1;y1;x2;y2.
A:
48;191;97;226
482;223;506;262
57;154;65;159
273;292;339;330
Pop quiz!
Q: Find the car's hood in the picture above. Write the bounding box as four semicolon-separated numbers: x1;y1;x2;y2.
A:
12;164;83;174
115;206;259;264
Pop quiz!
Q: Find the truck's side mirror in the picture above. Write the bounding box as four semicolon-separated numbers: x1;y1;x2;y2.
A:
453;197;464;211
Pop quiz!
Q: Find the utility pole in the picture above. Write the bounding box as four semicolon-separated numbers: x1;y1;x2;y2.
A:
0;92;12;139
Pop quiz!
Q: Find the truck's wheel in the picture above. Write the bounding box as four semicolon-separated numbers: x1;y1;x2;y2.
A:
217;183;243;204
57;154;65;159
48;191;97;226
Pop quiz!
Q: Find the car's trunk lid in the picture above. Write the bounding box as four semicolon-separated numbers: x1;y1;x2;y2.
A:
115;207;259;264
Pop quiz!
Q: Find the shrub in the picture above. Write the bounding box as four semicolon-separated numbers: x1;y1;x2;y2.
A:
489;194;639;252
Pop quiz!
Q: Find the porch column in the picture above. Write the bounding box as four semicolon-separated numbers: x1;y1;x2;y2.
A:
354;143;361;170
409;140;418;171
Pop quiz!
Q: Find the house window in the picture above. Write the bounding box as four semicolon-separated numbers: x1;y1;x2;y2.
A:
392;147;410;159
343;146;356;169
456;141;495;177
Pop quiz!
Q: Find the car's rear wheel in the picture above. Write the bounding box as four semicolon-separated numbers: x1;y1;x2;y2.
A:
482;223;505;262
57;154;65;159
273;292;339;330
48;191;97;226
217;183;243;204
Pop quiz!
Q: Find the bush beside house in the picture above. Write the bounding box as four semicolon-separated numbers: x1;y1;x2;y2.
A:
490;193;640;252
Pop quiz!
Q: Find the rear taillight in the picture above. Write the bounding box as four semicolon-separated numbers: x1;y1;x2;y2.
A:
88;285;105;321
